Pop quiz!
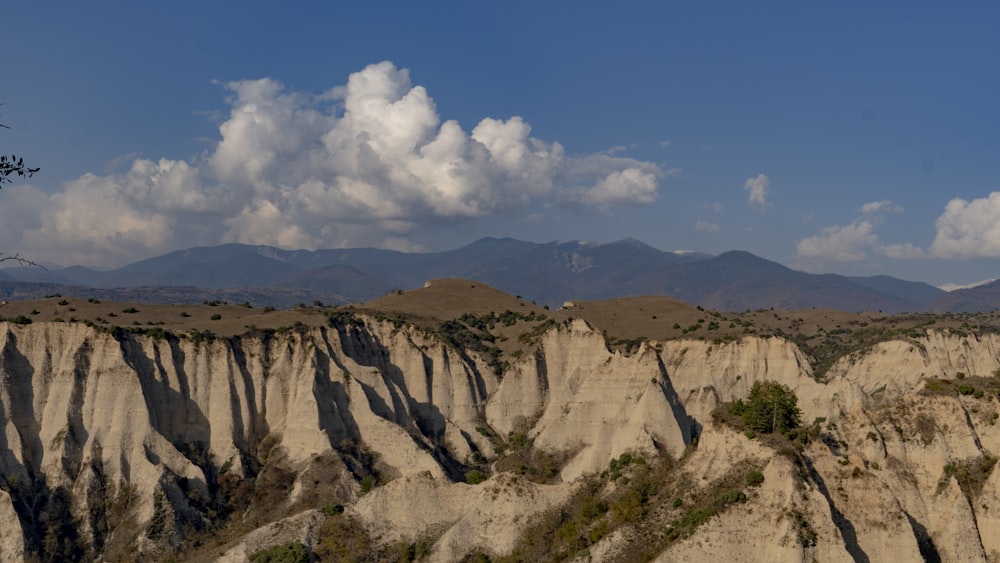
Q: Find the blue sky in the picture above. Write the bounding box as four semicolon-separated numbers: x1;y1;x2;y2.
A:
2;1;999;287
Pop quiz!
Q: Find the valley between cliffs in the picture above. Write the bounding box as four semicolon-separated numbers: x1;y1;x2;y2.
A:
2;302;1000;561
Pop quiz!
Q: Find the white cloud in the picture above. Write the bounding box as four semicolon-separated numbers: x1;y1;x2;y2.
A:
929;192;1000;258
860;200;903;214
581;168;658;208
0;61;666;267
797;197;926;266
795;220;877;262
797;192;1000;266
3;159;214;267
694;220;720;233
743;173;770;212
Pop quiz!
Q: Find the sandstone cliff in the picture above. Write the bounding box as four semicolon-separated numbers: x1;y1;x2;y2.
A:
0;313;999;561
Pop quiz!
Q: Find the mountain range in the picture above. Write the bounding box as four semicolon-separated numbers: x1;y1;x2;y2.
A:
2;237;999;313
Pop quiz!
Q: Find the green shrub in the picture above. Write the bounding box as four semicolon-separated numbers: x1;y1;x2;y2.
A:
210;314;222;321
744;470;765;487
740;381;801;435
249;541;309;563
359;475;375;496
321;502;344;516
789;509;817;547
465;469;486;485
145;491;168;540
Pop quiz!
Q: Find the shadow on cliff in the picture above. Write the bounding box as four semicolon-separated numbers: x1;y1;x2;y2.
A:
0;332;44;476
654;353;697;445
905;512;942;563
225;335;269;465
117;333;212;472
0;332;85;560
324;323;469;481
799;455;871;563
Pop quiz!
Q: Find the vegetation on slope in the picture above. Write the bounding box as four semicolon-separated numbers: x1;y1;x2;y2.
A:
8;283;1000;560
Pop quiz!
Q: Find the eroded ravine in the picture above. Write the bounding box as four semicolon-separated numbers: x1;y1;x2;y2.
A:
0;318;999;561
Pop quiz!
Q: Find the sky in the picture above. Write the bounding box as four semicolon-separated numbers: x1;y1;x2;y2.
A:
2;1;1000;287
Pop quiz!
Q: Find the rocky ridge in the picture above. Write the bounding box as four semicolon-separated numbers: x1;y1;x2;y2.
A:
0;307;999;561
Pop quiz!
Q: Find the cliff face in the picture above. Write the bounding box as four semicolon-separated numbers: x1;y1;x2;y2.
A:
0;318;999;561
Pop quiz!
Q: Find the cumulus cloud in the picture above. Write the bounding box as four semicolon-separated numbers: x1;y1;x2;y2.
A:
743;174;770;212
797;191;1000;266
0;61;666;267
796;220;877;262
5;159;214;266
929;192;1000;258
796;198;924;265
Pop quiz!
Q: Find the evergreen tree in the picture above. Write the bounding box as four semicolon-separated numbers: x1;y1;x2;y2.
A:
740;381;802;435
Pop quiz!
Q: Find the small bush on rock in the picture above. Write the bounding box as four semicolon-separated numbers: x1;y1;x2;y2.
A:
249;541;309;563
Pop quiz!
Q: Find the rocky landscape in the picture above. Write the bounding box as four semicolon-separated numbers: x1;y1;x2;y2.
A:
2;279;1000;561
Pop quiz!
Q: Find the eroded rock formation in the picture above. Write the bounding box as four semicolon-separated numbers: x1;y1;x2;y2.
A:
0;316;999;561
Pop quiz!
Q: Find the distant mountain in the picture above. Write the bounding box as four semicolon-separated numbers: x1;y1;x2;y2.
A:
0;281;346;309
57;265;111;286
4;237;995;312
636;251;925;313
847;275;945;307
926;280;1000;313
271;264;392;297
103;244;304;288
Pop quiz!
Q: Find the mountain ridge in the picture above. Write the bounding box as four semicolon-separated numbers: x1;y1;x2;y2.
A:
2;237;992;312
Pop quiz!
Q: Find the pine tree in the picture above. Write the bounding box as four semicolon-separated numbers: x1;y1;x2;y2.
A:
741;381;802;435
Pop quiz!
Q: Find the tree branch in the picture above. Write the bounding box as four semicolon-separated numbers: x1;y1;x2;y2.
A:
0;253;46;270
